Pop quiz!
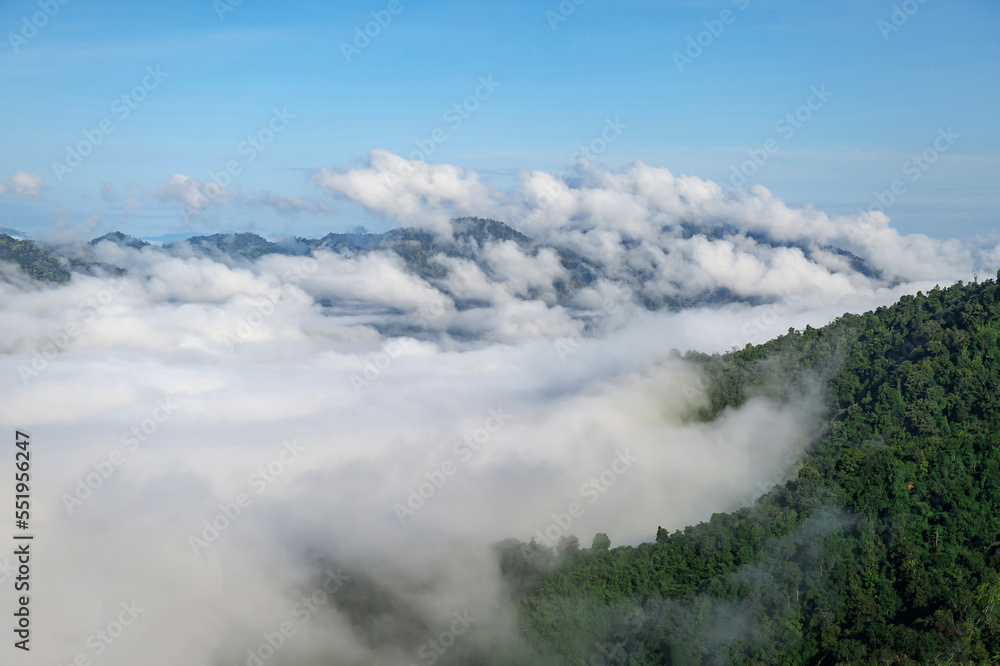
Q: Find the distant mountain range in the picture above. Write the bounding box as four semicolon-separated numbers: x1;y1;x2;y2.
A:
2;217;886;313
0;227;31;240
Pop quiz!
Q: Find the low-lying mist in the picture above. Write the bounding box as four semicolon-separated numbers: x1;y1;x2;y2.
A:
0;155;992;664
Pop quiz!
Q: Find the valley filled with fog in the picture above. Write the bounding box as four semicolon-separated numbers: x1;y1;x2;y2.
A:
0;155;996;664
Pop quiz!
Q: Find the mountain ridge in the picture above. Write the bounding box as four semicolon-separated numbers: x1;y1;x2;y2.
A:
2;217;886;314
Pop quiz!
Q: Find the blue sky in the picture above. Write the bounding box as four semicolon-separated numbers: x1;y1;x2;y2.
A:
1;0;997;240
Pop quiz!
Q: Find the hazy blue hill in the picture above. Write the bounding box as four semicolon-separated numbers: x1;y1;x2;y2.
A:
451;216;533;246
378;227;450;279
0;227;31;240
82;219;887;315
306;217;592;285
310;231;384;254
140;231;204;244
297;218;593;311
174;232;294;259
90;231;149;249
67;257;128;277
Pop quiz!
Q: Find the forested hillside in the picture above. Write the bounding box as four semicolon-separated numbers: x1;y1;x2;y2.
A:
502;277;1000;665
0;233;70;283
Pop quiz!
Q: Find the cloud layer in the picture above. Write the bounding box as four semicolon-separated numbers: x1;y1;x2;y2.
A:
0;153;996;665
316;150;997;295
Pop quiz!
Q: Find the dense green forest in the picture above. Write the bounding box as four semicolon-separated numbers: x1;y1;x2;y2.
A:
498;276;1000;665
0;233;70;283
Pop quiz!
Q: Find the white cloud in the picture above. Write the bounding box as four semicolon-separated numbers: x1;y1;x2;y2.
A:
152;173;231;212
245;190;333;215
0;170;46;198
311;152;998;302
313;150;497;233
0;250;830;663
